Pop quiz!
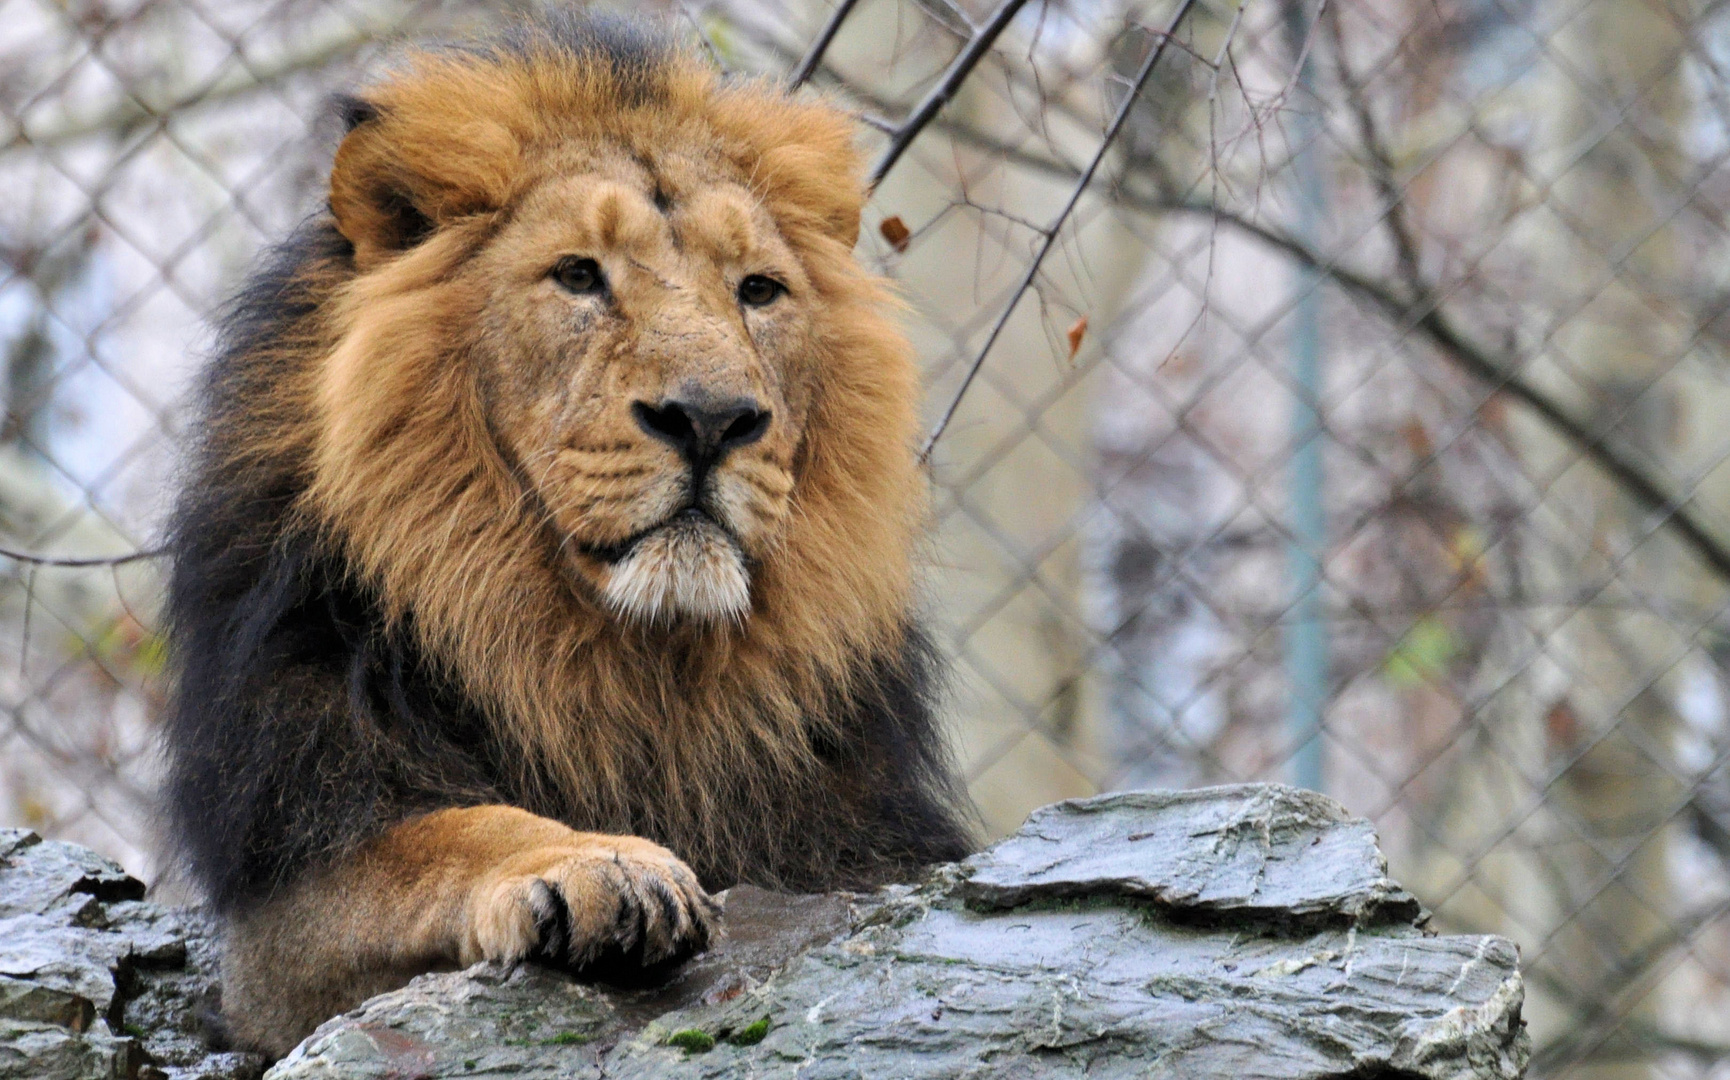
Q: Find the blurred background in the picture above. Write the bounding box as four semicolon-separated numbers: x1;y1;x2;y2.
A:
2;0;1728;1073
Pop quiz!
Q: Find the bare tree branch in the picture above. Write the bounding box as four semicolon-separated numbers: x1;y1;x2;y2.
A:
789;0;865;88
868;0;1036;190
920;0;1203;459
0;545;165;568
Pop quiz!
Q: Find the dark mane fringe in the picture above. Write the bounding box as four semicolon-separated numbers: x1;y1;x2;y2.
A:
164;218;505;908
160;15;976;916
491;8;674;80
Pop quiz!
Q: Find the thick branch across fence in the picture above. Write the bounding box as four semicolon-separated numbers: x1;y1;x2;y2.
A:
867;0;1035;189
788;0;862;88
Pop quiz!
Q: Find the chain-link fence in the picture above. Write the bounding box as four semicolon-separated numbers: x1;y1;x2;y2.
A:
5;0;1730;1074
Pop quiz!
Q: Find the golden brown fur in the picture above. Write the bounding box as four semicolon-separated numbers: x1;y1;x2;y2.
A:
223;807;711;1050
161;12;972;1059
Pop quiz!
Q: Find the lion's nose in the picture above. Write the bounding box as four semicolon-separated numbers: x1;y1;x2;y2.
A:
633;395;770;475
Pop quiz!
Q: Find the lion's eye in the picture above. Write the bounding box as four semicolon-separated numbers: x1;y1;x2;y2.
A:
738;275;784;308
552;256;606;295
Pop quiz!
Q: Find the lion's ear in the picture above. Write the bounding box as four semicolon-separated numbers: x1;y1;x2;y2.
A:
757;142;864;248
329;103;436;268
327;92;519;268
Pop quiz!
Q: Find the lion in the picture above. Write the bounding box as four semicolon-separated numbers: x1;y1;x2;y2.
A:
159;11;974;1058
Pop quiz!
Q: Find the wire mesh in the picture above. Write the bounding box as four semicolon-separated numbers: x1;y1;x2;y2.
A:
3;0;1729;1073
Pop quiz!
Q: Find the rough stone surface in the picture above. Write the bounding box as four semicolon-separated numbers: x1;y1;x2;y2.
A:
959;786;1424;924
1;786;1529;1079
266;785;1528;1079
0;828;265;1080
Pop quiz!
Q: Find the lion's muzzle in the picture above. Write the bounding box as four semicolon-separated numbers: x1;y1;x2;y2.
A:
600;508;751;623
587;391;771;624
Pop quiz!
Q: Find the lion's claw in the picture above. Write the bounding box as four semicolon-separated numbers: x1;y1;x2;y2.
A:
465;837;718;984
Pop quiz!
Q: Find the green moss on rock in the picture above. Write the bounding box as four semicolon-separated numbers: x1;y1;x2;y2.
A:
728;1018;771;1046
666;1029;716;1053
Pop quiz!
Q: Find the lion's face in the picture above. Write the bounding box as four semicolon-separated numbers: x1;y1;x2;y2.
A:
306;38;924;656
467;154;814;622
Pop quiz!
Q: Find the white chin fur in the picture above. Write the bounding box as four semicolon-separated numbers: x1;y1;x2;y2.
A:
601;519;750;623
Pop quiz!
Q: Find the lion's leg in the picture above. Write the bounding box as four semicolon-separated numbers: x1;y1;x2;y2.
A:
219;805;719;1057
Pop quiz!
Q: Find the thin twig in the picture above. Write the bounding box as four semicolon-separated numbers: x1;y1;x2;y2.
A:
869;0;1036;190
852;110;899;134
19;564;37;680
789;0;865;88
0;545;166;568
1263;0;1330;126
1324;3;1423;300
920;0;1202;459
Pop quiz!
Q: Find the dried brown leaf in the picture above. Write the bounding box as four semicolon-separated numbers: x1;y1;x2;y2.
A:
878;215;911;253
1066;316;1088;359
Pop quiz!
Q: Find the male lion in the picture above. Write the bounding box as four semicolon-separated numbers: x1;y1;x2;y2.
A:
161;12;974;1057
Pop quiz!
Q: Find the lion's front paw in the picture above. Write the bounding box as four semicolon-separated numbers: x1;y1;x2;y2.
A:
464;837;719;981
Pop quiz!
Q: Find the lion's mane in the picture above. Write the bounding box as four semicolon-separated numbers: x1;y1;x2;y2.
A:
161;12;973;914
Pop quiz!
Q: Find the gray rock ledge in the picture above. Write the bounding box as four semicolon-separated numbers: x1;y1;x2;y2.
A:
2;785;1529;1080
0;828;263;1080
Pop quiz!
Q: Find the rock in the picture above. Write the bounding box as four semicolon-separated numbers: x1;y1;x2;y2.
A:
264;784;1528;1079
0;828;265;1080
1;788;1529;1078
959;785;1424;924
